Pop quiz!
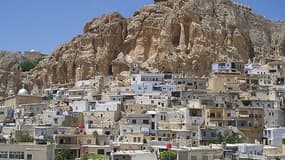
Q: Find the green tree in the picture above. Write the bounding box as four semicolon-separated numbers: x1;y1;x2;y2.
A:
84;153;106;160
216;131;240;144
42;92;53;101
17;135;33;142
160;150;176;160
20;57;44;72
92;130;99;139
20;60;36;72
55;148;74;160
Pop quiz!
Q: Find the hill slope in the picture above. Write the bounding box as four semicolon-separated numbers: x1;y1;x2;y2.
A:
20;0;285;94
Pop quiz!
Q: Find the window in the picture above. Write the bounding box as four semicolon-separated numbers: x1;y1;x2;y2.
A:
0;152;8;158
191;156;197;160
9;152;14;159
151;122;155;130
87;139;92;144
209;112;215;118
132;119;136;124
192;132;196;137
9;152;24;160
211;132;216;137
27;154;32;160
97;149;105;155
282;139;285;145
202;155;208;160
143;120;149;124
54;118;58;124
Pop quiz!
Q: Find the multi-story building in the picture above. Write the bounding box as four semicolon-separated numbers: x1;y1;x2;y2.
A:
263;127;285;147
0;143;54;160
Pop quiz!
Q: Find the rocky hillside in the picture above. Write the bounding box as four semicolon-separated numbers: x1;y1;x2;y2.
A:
0;50;45;97
18;0;285;95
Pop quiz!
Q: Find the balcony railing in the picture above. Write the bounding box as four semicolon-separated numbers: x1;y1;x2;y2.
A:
56;144;80;149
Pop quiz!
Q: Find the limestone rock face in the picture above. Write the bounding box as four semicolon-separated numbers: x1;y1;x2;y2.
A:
26;12;127;90
25;0;285;93
0;50;45;97
0;51;22;72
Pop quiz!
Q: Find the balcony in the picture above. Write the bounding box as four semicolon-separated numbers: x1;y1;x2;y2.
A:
208;115;223;121
34;135;53;140
239;114;249;118
56;144;80;149
68;95;83;100
149;140;178;148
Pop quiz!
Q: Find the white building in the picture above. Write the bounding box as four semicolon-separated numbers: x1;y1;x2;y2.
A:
70;100;88;112
111;150;157;160
263;127;285;146
120;113;153;136
134;93;170;108
131;73;164;85
88;101;121;112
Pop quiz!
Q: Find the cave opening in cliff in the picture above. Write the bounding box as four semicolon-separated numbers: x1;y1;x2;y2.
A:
108;65;113;75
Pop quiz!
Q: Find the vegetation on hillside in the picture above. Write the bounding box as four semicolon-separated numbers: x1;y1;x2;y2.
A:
20;57;44;72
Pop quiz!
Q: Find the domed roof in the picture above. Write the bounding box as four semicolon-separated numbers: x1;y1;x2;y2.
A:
17;85;29;95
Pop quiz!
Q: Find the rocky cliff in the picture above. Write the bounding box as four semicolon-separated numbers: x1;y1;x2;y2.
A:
20;0;285;94
0;50;45;97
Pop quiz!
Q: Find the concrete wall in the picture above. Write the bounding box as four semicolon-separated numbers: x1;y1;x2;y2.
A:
0;143;54;160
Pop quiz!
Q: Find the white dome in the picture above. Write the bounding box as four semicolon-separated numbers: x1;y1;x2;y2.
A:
17;88;29;95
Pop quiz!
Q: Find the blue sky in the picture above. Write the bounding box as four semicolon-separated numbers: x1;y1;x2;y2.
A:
0;0;284;54
235;0;285;20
